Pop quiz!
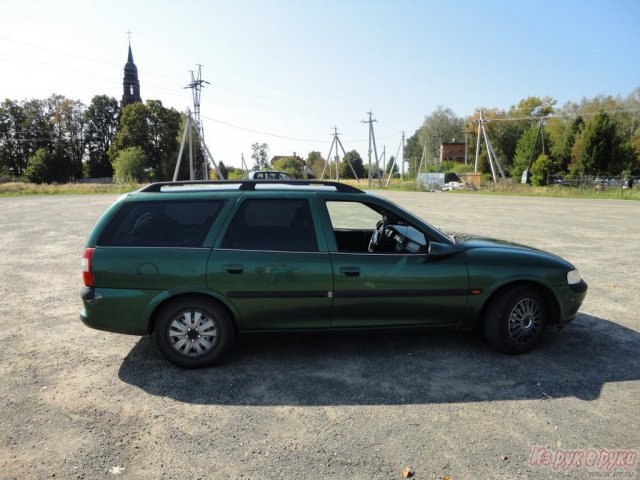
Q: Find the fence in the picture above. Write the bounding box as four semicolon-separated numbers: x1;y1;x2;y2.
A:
73;177;114;184
547;175;639;192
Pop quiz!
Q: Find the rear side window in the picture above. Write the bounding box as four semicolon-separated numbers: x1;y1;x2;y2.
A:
220;199;318;252
98;200;225;247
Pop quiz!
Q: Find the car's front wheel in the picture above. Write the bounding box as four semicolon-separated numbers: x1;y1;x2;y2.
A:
154;296;235;368
484;286;547;354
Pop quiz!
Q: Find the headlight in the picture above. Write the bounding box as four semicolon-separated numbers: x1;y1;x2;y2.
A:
566;269;582;285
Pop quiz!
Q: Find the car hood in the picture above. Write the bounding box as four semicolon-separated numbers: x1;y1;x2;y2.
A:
455;234;568;262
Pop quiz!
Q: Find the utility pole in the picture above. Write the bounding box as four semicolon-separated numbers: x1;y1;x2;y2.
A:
474;111;506;182
241;153;249;174
321;126;358;181
174;66;224;181
416;135;428;184
361;111;381;187
464;125;469;165
186;65;209;180
333;126;340;181
521;118;547;184
401;130;407;181
385;132;405;187
401;131;405;180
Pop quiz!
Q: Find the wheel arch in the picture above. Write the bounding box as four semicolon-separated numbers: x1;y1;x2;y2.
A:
478;280;561;328
147;291;239;334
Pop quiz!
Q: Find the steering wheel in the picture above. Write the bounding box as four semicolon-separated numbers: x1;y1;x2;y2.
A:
368;216;388;252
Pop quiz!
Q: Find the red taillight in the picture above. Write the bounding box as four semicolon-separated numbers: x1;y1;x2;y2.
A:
82;248;95;287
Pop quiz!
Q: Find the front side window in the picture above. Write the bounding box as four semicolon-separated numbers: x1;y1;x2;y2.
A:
98;200;225;247
327;201;382;230
326;200;426;254
221;199;318;252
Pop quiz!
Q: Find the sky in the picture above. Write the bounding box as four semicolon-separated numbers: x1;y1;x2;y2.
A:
1;0;639;169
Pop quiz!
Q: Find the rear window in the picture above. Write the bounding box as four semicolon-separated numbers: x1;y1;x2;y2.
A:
98;200;225;247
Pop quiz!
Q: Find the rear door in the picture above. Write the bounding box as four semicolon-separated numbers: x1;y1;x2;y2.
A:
206;193;333;330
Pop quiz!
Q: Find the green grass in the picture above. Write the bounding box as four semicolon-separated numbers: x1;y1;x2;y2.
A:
0;182;141;197
1;179;638;200
339;178;640;200
448;182;640;200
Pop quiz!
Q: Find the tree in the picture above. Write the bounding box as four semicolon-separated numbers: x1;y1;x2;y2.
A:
108;101;181;180
273;156;302;178
84;95;119;177
469;97;557;176
510;125;546;178
113;146;148;183
1;96;84;182
21;99;52;177
214;160;229;180
406;106;464;175
24;148;52;183
531;154;552;186
306;151;325;178
340;150;365;179
385;155;399;175
146;100;181;179
629;127;640;173
510;96;556;118
109;103;151;165
226;166;246;179
251;143;269;169
570;112;619;175
0;99;26;176
404;130;422;178
546;116;583;175
47;95;85;181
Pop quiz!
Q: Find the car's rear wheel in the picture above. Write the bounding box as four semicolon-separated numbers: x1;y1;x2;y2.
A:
484;286;547;354
154;296;235;368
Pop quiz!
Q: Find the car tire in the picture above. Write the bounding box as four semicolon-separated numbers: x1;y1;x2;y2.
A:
484;286;547;354
154;296;235;368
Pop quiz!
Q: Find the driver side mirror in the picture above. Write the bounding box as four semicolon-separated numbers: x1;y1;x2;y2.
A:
428;241;462;257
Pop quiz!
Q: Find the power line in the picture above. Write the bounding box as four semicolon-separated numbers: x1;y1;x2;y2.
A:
201;115;327;143
0;35;338;111
479;108;640;123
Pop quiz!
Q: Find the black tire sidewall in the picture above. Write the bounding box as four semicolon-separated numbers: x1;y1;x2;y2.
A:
485;286;547;354
154;297;235;368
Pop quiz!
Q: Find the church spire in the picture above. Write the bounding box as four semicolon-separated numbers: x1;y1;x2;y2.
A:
121;32;142;107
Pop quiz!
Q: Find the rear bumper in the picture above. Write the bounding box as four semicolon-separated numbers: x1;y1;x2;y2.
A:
80;287;158;335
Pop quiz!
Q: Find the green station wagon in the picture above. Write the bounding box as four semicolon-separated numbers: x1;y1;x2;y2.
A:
81;180;587;368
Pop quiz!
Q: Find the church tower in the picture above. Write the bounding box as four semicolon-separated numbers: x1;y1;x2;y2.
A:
121;39;142;107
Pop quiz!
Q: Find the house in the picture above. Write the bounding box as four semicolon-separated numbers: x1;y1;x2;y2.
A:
439;143;466;164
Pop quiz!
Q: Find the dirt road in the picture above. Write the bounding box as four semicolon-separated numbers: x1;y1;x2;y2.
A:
1;192;638;479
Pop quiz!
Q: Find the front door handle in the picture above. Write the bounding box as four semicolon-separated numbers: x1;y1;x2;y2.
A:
339;266;360;277
223;264;243;274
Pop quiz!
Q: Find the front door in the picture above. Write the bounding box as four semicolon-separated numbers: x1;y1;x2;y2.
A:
322;199;469;328
330;251;469;327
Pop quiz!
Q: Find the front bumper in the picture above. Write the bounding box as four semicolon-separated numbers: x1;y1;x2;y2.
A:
554;280;588;325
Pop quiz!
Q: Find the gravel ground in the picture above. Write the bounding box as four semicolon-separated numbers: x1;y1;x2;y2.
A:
0;191;638;480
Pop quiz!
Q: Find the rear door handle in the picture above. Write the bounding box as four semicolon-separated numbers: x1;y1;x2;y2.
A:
339;266;360;277
223;264;243;274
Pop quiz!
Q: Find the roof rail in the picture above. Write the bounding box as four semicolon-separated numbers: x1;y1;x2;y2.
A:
139;180;364;194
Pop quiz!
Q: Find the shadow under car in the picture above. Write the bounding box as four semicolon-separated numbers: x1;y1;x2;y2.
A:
117;314;639;406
